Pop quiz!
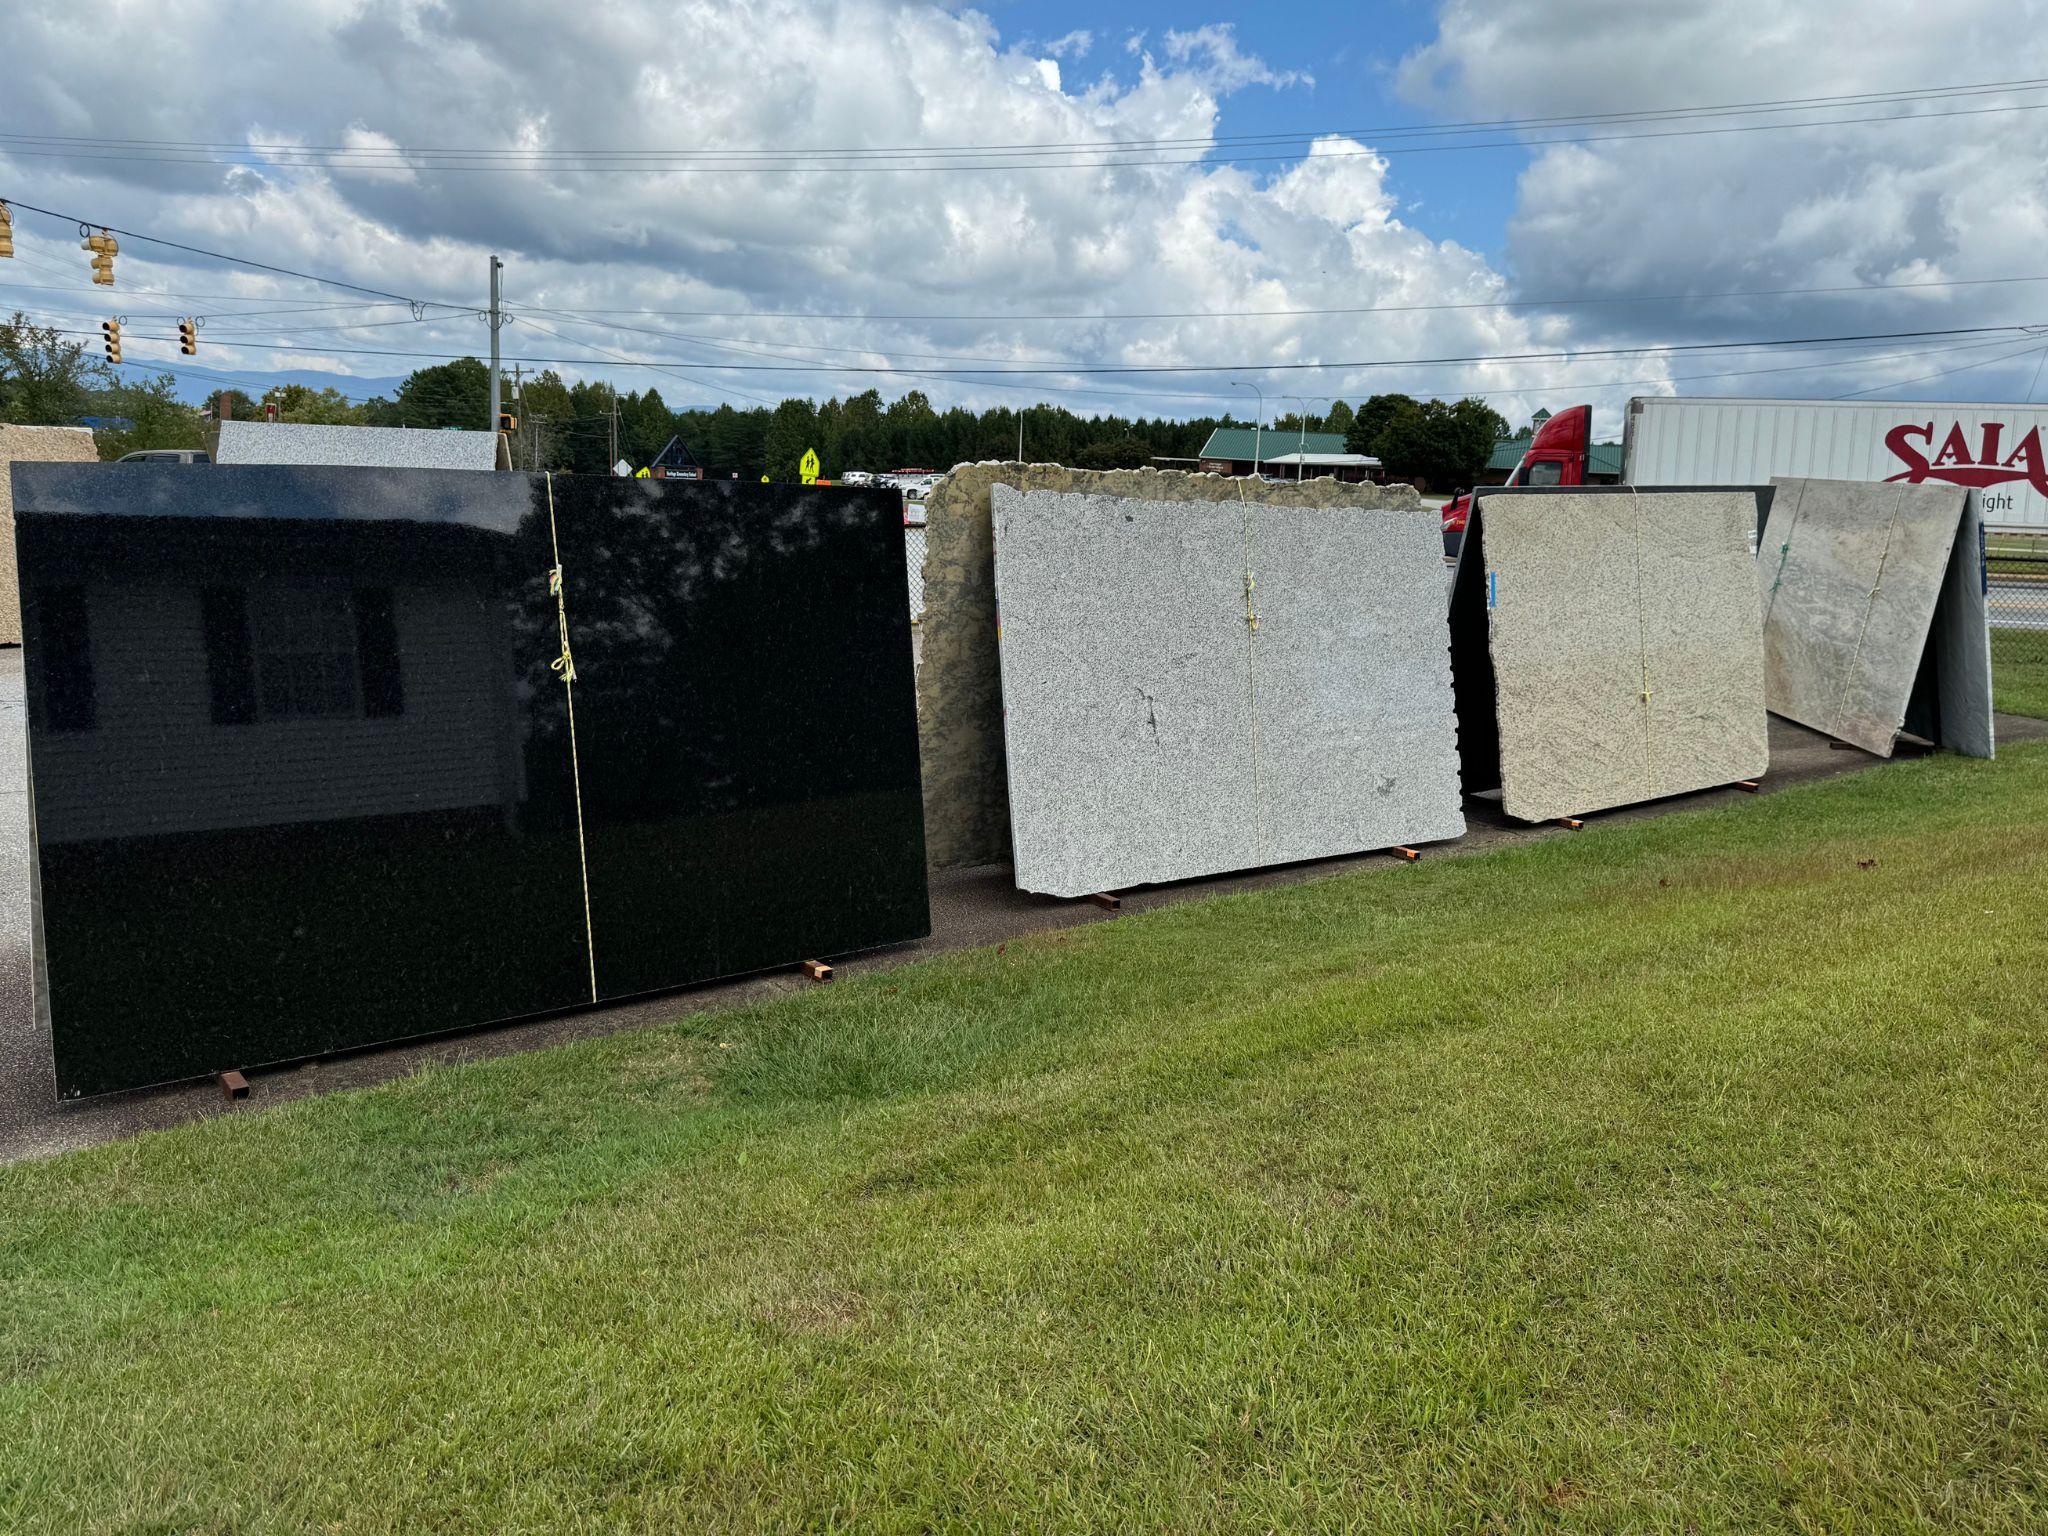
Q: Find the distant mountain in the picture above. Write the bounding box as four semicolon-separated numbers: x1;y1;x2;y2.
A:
168;366;410;406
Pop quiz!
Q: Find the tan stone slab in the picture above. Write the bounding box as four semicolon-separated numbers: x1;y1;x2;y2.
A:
1759;477;1970;757
1480;490;1768;822
918;462;1421;870
0;427;100;645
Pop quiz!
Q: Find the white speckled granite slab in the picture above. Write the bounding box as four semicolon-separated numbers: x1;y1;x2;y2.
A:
1760;476;1985;757
1480;490;1768;822
1245;501;1466;864
991;486;1463;896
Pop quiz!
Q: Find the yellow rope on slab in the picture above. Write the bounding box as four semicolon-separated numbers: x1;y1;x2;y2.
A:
545;471;598;1004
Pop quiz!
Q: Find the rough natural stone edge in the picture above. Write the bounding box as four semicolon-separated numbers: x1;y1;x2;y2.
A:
1;427;100;646
917;461;1423;870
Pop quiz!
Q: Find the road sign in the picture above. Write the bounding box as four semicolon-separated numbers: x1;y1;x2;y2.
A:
800;448;819;485
761;474;770;483
634;466;652;479
613;457;632;478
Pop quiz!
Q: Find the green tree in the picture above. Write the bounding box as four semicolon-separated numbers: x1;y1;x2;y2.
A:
762;397;819;481
88;374;206;460
0;311;109;425
1372;396;1510;491
261;383;365;425
1325;399;1356;437
1072;434;1155;470
515;370;576;470
202;388;256;421
362;357;490;430
1346;393;1418;458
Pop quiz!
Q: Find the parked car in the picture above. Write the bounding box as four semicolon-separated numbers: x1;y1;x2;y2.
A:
115;448;211;464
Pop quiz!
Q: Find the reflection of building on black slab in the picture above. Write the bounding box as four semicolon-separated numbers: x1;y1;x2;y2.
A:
13;464;930;1099
28;543;527;847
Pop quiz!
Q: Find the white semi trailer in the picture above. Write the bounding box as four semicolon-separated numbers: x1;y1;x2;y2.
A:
1621;395;2048;532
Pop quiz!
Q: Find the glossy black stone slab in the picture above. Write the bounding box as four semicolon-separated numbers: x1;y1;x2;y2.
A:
12;464;929;1098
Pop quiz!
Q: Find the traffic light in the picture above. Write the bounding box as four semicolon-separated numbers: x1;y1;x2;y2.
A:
82;229;117;286
0;202;13;260
178;319;198;355
101;319;121;365
497;411;517;433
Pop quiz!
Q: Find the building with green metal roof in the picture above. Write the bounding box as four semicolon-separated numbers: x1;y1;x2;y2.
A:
1190;426;1379;481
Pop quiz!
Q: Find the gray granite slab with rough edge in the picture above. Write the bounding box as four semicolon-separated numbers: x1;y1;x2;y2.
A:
918;463;1423;870
990;486;1461;897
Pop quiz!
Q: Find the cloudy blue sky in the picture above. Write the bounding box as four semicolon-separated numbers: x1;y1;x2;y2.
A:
4;0;2046;434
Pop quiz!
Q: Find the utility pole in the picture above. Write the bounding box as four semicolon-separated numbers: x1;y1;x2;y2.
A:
1017;406;1024;462
487;255;504;433
609;390;619;471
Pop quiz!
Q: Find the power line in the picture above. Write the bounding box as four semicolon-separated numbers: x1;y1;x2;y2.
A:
0;197;472;309
6;77;2042;164
8;95;2048;175
32;320;2044;374
509;272;2048;326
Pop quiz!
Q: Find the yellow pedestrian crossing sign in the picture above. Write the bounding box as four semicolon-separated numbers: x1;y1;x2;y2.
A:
634;466;651;479
800;448;819;485
761;474;770;483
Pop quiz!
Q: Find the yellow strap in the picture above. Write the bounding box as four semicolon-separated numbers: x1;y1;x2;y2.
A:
545;472;599;1004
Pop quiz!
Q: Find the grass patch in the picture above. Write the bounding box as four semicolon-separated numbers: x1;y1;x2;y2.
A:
4;750;2048;1530
1994;628;2048;718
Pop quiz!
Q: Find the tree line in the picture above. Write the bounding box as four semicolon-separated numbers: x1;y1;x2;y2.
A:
2;315;1517;488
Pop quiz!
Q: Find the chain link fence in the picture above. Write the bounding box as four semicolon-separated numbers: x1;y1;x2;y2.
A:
904;515;927;623
1989;531;2048;716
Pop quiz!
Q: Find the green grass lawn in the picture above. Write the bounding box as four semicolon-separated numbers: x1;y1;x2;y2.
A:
1994;629;2048;718
5;751;2048;1532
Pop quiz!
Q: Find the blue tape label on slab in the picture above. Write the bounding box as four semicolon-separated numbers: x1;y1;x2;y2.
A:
1487;570;1498;610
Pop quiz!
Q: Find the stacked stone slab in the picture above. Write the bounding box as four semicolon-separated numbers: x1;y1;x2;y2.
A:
1759;476;1992;758
1452;488;1770;822
1;427;99;644
918;462;1424;870
990;487;1462;898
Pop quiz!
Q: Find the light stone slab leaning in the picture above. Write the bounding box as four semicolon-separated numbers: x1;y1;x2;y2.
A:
916;463;1425;871
1759;476;1991;758
1450;488;1770;823
990;486;1463;898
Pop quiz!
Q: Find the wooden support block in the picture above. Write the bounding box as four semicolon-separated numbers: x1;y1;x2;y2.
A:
1387;847;1421;861
1735;780;1762;793
1087;892;1121;910
1556;817;1585;830
799;959;834;983
219;1070;250;1101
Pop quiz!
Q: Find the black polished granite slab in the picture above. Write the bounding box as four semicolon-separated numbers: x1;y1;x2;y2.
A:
10;463;929;1098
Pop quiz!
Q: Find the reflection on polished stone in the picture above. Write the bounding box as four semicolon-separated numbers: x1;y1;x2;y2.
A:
11;464;929;1098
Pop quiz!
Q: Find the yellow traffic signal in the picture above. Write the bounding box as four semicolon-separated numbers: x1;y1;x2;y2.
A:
497;411;517;433
101;319;121;365
82;229;117;285
178;319;198;355
0;202;13;260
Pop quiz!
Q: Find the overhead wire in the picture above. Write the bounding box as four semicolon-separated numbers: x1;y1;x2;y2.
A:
4;77;2045;173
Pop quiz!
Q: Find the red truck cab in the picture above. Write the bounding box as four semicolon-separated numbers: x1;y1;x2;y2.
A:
1441;403;1592;554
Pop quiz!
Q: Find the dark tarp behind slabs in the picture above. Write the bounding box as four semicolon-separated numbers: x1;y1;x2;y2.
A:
11;463;928;1098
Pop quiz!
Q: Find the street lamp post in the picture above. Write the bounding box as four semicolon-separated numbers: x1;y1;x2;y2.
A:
1231;381;1264;480
1283;394;1315;480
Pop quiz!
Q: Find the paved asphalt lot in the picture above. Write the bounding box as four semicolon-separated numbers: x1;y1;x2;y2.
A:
1;644;2041;1163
